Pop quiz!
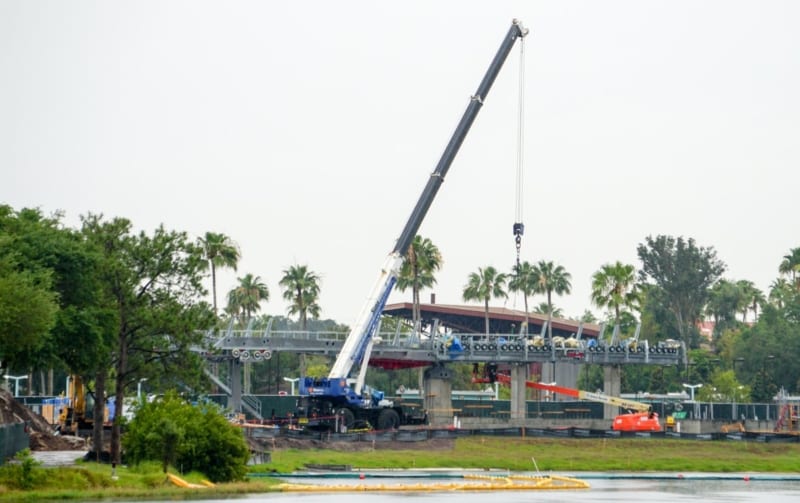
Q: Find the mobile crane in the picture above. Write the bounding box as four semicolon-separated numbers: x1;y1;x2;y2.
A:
296;20;529;432
473;364;662;432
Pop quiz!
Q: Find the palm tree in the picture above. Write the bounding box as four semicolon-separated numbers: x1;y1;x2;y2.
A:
227;274;269;323
535;302;564;319
779;247;800;287
396;235;442;336
279;265;321;330
736;279;765;322
279;265;321;378
531;260;572;339
769;278;792;309
462;266;507;335
590;261;639;333
198;232;240;317
508;261;536;334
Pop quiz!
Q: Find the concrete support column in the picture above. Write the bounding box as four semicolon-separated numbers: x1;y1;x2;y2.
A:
603;365;622;420
229;358;243;413
422;364;453;426
510;364;529;421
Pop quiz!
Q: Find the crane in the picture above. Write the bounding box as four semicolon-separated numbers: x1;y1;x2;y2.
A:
296;20;529;432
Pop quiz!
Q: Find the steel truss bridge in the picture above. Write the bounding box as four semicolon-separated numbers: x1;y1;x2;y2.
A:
197;319;685;420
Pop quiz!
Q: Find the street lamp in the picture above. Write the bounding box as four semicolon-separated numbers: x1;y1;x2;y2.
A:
3;375;28;397
283;377;299;396
682;383;702;402
137;378;148;399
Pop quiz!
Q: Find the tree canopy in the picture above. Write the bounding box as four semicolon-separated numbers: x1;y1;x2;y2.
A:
637;235;725;349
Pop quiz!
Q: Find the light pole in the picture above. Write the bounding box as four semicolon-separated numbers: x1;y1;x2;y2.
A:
3;375;28;397
137;378;148;399
682;383;702;402
283;377;299;396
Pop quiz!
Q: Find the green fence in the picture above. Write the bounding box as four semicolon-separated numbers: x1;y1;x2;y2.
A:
0;422;30;464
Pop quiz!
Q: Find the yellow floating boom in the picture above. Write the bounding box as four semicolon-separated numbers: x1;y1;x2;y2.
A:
277;474;589;492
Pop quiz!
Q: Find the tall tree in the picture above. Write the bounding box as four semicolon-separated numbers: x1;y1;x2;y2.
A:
462;266;507;335
227;274;270;322
637;235;725;349
82;214;214;468
396;235;442;335
705;279;743;337
279;265;320;329
531;260;572;339
590;261;639;334
534;302;564;319
736;279;764;322
779;247;800;287
769;278;793;309
508;260;536;334
198;232;240;317
279;265;320;378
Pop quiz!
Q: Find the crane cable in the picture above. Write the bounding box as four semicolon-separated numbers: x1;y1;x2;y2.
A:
513;35;526;268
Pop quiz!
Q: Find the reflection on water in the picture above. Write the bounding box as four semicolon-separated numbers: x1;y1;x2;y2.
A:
186;473;800;503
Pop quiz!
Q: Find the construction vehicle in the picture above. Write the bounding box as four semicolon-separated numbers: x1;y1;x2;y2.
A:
473;364;662;432
296;20;529;432
57;375;108;436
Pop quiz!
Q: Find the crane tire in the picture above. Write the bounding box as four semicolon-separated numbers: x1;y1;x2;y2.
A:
337;408;355;429
377;408;400;431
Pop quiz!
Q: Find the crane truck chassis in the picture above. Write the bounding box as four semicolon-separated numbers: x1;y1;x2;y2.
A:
295;20;529;432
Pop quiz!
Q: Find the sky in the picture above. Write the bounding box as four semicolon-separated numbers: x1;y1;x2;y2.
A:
2;1;798;327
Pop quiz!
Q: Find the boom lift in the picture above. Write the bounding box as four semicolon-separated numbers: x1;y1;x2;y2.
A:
473;365;661;432
296;20;529;432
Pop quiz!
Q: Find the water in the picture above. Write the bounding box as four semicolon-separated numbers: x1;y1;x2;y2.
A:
185;473;800;503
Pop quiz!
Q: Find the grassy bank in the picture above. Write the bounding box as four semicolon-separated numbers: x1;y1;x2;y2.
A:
3;437;799;501
260;437;800;474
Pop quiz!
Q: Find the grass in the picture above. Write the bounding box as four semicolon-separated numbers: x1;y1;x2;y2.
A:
258;436;800;474
2;437;799;501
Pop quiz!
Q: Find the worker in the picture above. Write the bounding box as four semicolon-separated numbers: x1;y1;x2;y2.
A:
666;414;675;431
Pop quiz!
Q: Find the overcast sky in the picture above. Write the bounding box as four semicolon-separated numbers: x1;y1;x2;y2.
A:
2;1;798;326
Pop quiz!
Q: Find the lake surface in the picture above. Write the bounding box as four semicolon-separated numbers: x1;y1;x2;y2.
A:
172;471;800;503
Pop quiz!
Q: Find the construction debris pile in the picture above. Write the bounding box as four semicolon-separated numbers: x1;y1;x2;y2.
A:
0;389;85;451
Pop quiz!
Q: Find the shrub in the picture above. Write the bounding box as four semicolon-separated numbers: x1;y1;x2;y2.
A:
123;391;249;482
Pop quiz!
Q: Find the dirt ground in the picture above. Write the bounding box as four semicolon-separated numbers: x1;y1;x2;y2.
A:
253;434;455;452
0;389;86;451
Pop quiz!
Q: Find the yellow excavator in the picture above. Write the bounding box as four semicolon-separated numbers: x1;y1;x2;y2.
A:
58;375;106;436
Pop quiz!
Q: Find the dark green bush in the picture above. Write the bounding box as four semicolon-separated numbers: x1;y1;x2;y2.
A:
123;391;249;482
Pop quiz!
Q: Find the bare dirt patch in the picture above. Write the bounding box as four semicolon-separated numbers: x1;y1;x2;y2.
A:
0;389;86;451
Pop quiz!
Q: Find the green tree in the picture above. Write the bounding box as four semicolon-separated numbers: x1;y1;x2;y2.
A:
81;215;214;467
279;265;320;330
0;258;58;374
534;302;564;318
462;266;507;335
227;273;270;322
123;391;248;482
778;247;800;287
769;278;793;309
396;235;442;335
705;279;744;338
198;232;240;317
590;261;639;335
508;261;536;334
736;280;764;323
531;260;572;339
637;235;725;349
279;265;320;378
696;370;750;403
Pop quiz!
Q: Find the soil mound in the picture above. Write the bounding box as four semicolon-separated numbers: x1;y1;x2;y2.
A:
0;389;86;451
